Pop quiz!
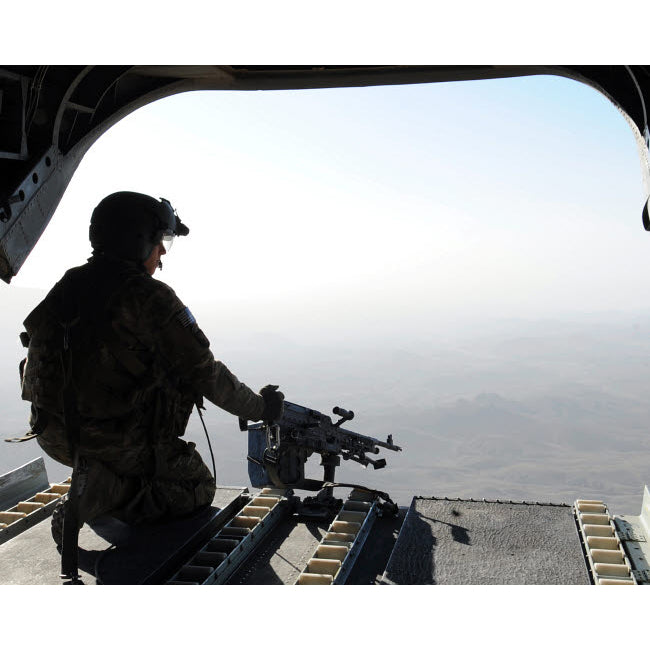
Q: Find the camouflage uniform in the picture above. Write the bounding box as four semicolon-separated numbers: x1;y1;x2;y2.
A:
21;255;264;525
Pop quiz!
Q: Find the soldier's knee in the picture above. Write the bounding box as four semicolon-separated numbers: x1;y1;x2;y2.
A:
195;479;216;510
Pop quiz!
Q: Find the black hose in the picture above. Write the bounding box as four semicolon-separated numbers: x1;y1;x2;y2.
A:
196;402;216;485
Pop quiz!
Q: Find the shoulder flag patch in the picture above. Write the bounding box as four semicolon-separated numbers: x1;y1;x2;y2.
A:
176;306;197;328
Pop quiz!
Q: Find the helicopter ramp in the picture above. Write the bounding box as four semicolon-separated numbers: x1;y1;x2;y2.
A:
382;497;591;585
0;486;247;585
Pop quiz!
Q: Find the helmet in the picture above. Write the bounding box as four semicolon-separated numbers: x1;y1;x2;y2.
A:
89;191;189;262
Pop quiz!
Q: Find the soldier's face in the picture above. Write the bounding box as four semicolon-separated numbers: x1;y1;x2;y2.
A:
144;241;166;275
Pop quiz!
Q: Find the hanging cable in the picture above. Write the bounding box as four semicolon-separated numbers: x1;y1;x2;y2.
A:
196;400;217;485
25;66;48;136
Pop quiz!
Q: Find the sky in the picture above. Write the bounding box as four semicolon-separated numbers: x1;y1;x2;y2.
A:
6;72;649;347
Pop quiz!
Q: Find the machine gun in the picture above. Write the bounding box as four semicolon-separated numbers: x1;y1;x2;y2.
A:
241;401;402;517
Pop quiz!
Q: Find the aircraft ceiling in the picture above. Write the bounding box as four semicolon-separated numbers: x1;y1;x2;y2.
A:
1;65;649;283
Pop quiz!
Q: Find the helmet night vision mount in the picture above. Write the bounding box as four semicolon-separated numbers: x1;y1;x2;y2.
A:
89;191;189;263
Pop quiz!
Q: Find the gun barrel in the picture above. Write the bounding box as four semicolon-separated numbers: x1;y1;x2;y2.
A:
354;433;401;452
326;424;401;453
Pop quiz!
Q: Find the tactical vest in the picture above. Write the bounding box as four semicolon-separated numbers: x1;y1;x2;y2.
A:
21;257;159;420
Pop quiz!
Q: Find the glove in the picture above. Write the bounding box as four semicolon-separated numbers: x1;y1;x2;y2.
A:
259;384;284;422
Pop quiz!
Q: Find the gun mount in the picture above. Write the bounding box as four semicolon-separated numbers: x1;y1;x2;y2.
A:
242;401;401;517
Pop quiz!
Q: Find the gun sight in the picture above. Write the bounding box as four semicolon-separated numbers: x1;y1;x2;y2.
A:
333;406;354;426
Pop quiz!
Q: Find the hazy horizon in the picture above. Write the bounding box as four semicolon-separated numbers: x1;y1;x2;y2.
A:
2;284;650;515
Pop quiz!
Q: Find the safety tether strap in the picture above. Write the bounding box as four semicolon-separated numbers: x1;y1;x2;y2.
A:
60;317;84;583
265;464;397;509
4;409;49;442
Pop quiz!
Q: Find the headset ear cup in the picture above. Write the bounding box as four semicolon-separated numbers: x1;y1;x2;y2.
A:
643;195;650;231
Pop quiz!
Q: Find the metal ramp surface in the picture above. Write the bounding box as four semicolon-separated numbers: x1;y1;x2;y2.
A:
0;486;247;585
382;497;591;585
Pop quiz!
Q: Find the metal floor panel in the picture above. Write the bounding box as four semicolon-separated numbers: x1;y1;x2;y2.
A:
228;507;408;585
382;497;591;585
0;486;246;585
345;507;407;584
227;516;331;585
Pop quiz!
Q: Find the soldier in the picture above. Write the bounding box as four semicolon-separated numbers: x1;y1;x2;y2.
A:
19;191;283;542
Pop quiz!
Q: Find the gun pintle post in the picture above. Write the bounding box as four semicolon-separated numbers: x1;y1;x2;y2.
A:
247;399;401;492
